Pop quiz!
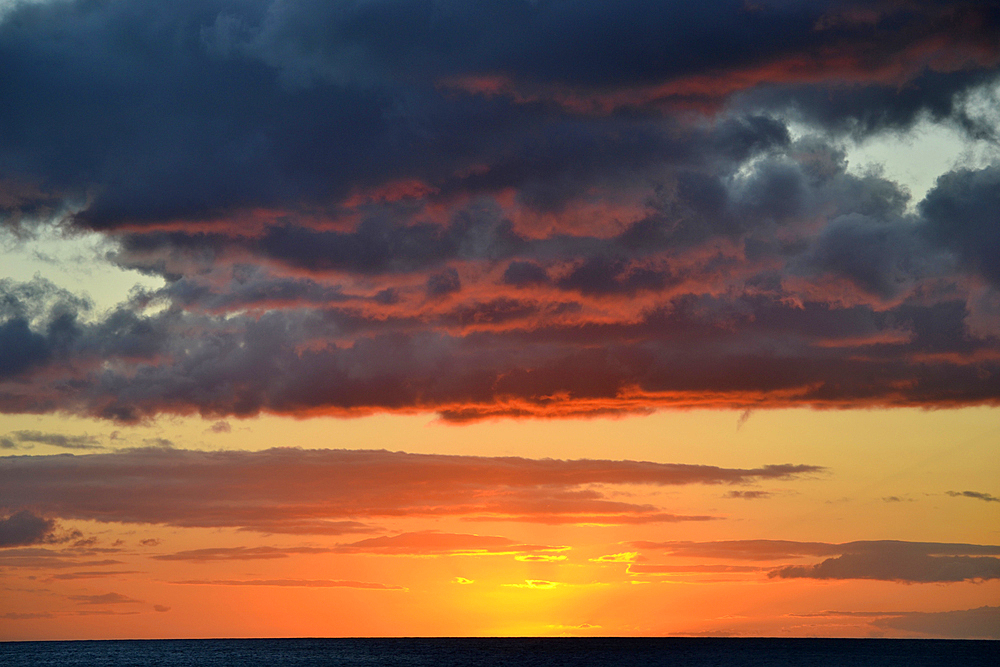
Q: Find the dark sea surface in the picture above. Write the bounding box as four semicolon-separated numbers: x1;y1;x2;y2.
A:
0;637;996;667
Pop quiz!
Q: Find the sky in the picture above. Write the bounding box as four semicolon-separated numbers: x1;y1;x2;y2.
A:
1;0;999;640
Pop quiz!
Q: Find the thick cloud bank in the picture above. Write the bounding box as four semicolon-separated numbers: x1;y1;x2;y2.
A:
1;1;1000;421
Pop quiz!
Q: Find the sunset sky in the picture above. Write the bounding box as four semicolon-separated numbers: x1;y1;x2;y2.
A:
1;0;999;640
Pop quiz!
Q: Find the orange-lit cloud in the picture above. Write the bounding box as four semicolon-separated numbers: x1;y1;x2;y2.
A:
171;579;406;590
0;448;819;533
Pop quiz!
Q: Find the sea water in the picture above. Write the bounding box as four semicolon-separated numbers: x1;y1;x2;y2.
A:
0;637;995;666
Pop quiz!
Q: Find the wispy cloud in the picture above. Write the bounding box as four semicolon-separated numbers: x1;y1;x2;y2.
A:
68;592;142;605
0;430;102;450
172;579;404;590
0;448;821;532
946;490;1000;503
629;539;1000;583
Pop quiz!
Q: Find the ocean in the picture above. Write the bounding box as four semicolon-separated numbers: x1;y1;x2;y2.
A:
0;638;995;666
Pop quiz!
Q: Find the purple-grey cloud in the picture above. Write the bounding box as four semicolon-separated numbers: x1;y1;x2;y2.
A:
0;2;997;424
0;510;54;548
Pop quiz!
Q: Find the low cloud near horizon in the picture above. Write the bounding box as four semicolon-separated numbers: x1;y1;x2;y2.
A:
630;539;1000;583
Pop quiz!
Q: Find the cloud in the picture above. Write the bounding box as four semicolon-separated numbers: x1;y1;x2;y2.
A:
590;552;640;563
921;165;1000;287
770;551;1000;583
629;539;1000;582
207;421;231;434
627;564;763;574
0;447;821;532
871;606;1000;640
946;490;1000;503
724;491;772;500
504;580;560;589
330;531;564;557
151;546;335;562
68;592;142;605
0;510;54;548
0;547;124;570
1;430;102;450
172;579;404;590
629;539;846;560
0;2;997;424
49;571;142;580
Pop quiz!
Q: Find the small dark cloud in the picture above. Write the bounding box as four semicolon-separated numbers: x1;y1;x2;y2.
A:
921;165;1000;287
872;606;1000;640
769;542;1000;583
139;538;161;547
0;510;55;548
556;256;672;297
153;605;171;612
207;421;231;434
502;261;550;287
724;490;772;500
946;490;1000;503
426;268;461;298
2;430;101;450
68;592;143;605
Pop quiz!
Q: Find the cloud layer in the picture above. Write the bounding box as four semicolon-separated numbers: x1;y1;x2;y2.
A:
0;1;998;421
630;539;1000;582
0;447;821;532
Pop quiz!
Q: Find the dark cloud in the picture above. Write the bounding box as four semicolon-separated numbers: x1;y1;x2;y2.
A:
426;267;461;298
0;2;997;422
724;491;772;500
502;261;550;287
0;317;52;378
0;448;820;532
921;165;1000;287
872;606;1000;640
946;490;1000;503
0;0;994;233
555;257;674;297
629;539;1000;583
2;430;101;450
0;510;55;548
207;420;231;433
770;550;1000;582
